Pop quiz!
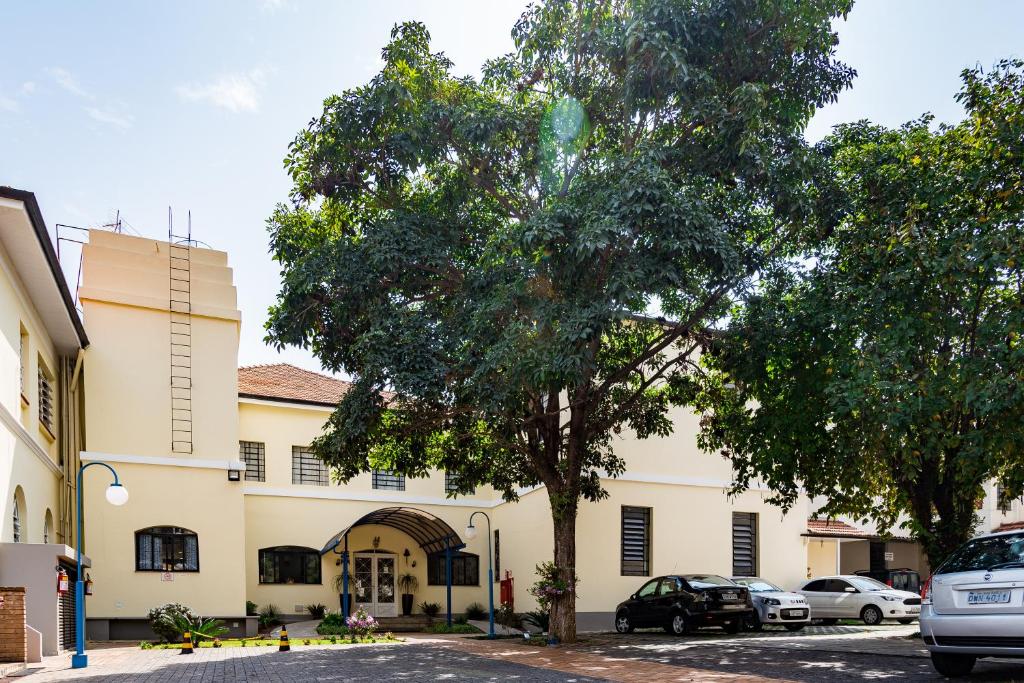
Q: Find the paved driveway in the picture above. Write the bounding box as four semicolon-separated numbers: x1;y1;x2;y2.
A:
5;641;604;682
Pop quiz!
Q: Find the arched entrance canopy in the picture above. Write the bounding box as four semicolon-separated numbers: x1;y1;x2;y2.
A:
320;506;464;556
322;507;467;626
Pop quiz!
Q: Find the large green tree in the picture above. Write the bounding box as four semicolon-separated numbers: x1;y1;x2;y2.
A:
694;60;1024;569
266;0;853;641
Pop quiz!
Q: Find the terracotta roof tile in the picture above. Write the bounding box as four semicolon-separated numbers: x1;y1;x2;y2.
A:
995;521;1024;533
806;518;870;538
238;364;351;407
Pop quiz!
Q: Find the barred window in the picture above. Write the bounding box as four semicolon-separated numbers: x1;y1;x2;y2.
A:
259;546;321;584
38;362;54;434
732;512;758;577
12;496;21;543
444;471;474;496
494;529;500;582
292;446;328;486
136;526;199;572
372;469;405;491
239;441;265;482
427;552;479;586
621;506;651;576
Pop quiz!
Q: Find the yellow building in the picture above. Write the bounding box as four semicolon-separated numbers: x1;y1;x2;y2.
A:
3;192;827;641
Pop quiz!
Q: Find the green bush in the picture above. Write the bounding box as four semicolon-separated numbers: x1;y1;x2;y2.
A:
245;601;258;617
522;609;549;633
428;622;481;634
316;611;350;636
258;604;282;628
465;602;487;620
496;602;520;629
139;641;154;650
148;603;197;643
305;603;327;619
419;601;441;618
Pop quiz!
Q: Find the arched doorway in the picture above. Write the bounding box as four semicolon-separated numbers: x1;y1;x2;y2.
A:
321;507;465;622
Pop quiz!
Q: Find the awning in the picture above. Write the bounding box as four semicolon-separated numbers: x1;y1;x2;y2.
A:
320;506;464;556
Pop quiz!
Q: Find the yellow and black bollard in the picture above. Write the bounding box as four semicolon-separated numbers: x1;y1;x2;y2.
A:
278;626;290;652
180;631;194;655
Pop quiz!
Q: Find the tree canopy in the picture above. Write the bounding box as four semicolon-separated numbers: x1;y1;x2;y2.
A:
266;0;854;641
694;59;1024;567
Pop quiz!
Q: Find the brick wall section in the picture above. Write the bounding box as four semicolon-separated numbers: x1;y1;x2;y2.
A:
0;587;27;663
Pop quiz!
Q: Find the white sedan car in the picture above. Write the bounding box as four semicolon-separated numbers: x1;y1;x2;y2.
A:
921;529;1024;677
796;575;921;625
730;577;810;631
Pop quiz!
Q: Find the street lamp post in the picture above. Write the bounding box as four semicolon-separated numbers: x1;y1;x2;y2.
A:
72;461;128;669
464;511;495;639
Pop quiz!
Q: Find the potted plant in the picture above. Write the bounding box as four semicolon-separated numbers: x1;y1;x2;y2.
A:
398;573;418;616
332;574;352;616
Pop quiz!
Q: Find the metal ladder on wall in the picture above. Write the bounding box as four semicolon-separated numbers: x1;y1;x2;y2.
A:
169;210;193;454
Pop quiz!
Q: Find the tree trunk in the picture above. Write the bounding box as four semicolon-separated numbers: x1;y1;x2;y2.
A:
548;504;578;644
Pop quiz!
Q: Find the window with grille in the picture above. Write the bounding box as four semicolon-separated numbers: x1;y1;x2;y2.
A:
239;441;266;482
12;497;21;543
732;512;758;577
621;506;651;576
444;471;474;495
19;326;28;400
997;485;1013;513
427;552;479;586
372;469;405;491
292;446;328;486
259;546;321;584
38;362;54;434
136;526;199;572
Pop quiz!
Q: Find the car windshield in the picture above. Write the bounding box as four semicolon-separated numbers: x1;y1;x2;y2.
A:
731;578;781;592
683;574;734;589
848;576;889;592
938;533;1024;574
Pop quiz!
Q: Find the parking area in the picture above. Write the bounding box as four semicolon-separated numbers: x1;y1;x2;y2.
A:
8;626;1024;682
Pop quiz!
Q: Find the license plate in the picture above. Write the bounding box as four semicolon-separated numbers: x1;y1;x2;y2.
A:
721;593;737;601
967;590;1011;605
783;609;807;617
722;604;745;609
906;607;920;614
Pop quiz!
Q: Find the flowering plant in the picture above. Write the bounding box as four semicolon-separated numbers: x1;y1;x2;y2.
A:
528;561;578;610
345;608;378;640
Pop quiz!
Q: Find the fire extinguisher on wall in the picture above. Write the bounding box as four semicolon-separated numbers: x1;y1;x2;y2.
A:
56;567;69;595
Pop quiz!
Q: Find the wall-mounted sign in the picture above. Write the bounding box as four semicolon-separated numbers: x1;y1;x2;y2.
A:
160;572;174;582
884;552;894;562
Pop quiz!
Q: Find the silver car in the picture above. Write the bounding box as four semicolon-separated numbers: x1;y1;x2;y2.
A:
730;576;810;631
921;529;1024;677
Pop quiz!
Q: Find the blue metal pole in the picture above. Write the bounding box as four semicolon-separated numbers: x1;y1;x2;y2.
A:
445;539;452;627
342;535;350;616
469;511;495;639
73;461;121;669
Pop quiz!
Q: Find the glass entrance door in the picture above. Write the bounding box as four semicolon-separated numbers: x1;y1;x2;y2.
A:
353;553;397;617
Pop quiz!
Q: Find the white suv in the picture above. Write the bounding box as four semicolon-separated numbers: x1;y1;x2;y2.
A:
921;529;1024;677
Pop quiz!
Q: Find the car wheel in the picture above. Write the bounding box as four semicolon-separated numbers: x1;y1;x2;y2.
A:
669;612;692;636
743;611;763;632
897;618;915;625
783;624;805;632
861;605;883;626
723;620;742;635
615;612;634;634
930;652;976;678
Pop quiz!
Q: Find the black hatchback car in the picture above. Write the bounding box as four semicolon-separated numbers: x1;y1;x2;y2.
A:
614;574;753;635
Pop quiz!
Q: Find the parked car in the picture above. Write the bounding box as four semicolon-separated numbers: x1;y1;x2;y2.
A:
796;575;921;625
920;529;1024;677
730;576;811;631
614;574;753;636
853;568;922;594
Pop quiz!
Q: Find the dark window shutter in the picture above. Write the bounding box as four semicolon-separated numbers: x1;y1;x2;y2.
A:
732;512;758;577
621;507;651;576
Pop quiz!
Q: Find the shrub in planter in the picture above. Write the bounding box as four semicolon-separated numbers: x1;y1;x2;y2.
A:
258;604;282;629
305;603;327;619
419;601;441;619
398;573;418;616
148;603;197;643
246;600;258;617
465;602;487;621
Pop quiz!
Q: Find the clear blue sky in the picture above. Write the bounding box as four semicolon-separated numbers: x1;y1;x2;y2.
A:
1;1;1021;373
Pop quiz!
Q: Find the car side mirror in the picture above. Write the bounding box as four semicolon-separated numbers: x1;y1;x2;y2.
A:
630;593;637;600
844;587;857;593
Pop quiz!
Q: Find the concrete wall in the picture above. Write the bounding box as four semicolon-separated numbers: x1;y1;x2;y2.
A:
0;544;85;655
